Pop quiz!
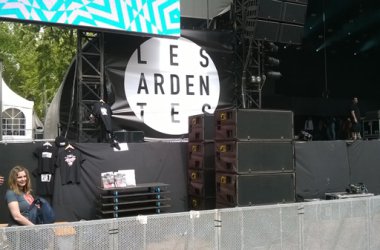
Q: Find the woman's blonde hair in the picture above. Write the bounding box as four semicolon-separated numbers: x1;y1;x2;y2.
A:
8;166;32;195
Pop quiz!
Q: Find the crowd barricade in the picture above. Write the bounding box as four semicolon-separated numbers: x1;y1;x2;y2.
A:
1;195;380;249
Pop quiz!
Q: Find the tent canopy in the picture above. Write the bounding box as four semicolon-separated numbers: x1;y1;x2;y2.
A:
1;78;35;141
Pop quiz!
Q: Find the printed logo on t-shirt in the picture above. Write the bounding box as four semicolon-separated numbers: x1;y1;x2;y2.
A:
65;154;76;166
42;152;52;158
100;107;108;116
41;174;52;182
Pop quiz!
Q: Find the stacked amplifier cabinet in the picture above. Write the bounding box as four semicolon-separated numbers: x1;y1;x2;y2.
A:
187;114;216;210
215;109;296;207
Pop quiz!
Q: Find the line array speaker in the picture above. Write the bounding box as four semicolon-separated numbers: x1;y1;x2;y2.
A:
282;2;307;25
248;20;280;42
278;23;304;44
244;0;308;44
188;169;215;197
188;114;215;141
215;141;294;173
189;195;216;210
216;172;295;206
188;142;215;169
257;0;283;21
215;109;294;140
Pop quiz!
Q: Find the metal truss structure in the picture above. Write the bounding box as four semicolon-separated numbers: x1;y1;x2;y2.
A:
76;30;105;142
232;0;267;109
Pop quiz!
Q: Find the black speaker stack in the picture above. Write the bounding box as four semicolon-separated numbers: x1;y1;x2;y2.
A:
215;109;296;207
187;114;216;210
246;0;308;44
187;109;296;210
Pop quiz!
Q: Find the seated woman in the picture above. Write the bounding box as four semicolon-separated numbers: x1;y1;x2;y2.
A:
5;166;35;226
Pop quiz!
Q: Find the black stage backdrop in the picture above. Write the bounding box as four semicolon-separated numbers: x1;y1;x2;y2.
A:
295;140;380;200
2;141;380;223
347;140;380;194
53;142;188;221
0;142;188;223
294;141;350;199
57;30;236;139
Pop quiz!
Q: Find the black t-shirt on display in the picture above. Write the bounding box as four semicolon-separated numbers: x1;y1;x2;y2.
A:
33;142;57;196
56;145;84;185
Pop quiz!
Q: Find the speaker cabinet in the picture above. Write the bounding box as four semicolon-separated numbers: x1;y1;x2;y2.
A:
188;169;215;184
215;109;293;140
244;0;308;44
246;20;280;42
188;114;215;141
216;172;295;206
282;2;307;25
257;0;283;21
189;195;215;210
188;169;215;197
215;141;294;174
255;20;280;42
278;23;304;44
188;142;215;169
188;180;216;197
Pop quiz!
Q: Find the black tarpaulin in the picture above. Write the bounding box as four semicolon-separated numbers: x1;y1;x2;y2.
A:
295;140;350;199
52;142;188;221
347;140;380;194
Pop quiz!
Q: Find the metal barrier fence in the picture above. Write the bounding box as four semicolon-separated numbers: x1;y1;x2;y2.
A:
1;195;380;250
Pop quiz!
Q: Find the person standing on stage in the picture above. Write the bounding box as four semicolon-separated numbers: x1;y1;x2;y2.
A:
304;116;314;138
0;175;4;185
350;96;361;140
90;99;120;149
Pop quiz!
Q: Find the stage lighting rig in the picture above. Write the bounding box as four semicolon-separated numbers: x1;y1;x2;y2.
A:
263;41;282;80
250;74;267;84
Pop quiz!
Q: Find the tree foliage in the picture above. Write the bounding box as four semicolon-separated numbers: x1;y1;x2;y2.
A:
0;22;76;120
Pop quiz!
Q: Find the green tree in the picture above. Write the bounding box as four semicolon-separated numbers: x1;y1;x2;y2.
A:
0;22;76;120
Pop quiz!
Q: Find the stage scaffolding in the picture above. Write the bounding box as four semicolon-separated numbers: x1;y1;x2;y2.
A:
74;31;105;142
231;0;267;109
1;195;380;249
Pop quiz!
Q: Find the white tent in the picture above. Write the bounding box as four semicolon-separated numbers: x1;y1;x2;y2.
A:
1;78;34;141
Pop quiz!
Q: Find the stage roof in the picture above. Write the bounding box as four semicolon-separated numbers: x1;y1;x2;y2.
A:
180;0;231;19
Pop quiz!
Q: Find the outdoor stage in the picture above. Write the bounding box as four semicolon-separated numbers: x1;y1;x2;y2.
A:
0;139;379;223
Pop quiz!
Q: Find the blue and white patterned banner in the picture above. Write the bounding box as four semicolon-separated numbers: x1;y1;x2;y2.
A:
0;0;180;36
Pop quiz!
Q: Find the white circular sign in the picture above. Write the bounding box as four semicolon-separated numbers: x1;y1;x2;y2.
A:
124;37;220;135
